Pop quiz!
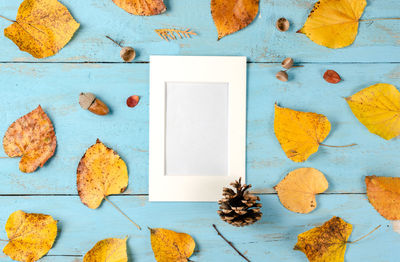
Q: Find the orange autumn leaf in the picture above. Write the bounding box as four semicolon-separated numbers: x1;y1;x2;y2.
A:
211;0;259;40
274;104;331;162
3;105;57;173
83;237;128;262
113;0;166;16
365;175;400;220
150;228;195;262
294;216;353;262
274;167;328;214
4;0;80;58
3;210;58;262
77;139;128;209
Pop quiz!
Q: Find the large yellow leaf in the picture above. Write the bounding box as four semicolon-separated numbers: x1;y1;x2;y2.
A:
83;238;128;262
365;175;400;220
294;216;352;262
211;0;259;40
346;83;400;140
113;0;166;16
274;167;328;214
77;139;128;209
3;210;58;262
4;0;79;59
150;228;195;262
298;0;367;48
3;105;57;173
274;104;331;162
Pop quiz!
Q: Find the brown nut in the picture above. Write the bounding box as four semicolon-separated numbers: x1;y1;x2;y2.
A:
276;18;290;32
281;57;294;69
276;71;288;82
120;47;136;62
79;92;109;115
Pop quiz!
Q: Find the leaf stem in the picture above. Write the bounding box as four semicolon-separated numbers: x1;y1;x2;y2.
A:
319;143;357;148
348;225;381;244
104;197;141;230
0;239;9;242
0;157;10;159
105;36;123;47
359;18;400;22
0;15;15;23
212;224;250;262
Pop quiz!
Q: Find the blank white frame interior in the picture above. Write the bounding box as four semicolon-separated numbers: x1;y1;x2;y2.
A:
149;56;247;201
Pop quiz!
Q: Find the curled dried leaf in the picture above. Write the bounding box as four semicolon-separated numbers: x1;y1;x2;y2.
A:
323;70;341;84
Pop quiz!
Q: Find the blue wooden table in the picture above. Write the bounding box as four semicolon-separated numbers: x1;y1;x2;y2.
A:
0;0;399;261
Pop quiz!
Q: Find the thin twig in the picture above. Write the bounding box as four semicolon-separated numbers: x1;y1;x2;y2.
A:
104;197;141;230
212;224;250;262
0;15;15;23
360;18;400;22
348;225;381;244
319;143;357;148
0;157;9;159
0;239;9;242
105;36;123;47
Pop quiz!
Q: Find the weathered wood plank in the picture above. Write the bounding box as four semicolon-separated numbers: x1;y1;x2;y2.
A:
0;63;398;194
0;0;399;63
0;195;395;261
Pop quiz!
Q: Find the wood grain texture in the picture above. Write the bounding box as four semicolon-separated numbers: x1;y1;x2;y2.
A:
0;0;398;62
0;195;395;262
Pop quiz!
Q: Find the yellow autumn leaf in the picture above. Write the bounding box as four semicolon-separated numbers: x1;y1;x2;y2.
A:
77;139;128;209
112;0;166;16
83;237;128;262
211;0;259;40
150;228;195;262
298;0;366;48
274;104;331;162
3;0;79;58
274;167;328;214
3;105;57;173
346;83;400;140
365;175;400;220
3;210;58;262
294;216;352;262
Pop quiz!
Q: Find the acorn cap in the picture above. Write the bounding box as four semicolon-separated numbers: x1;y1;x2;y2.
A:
120;47;136;62
79;92;96;110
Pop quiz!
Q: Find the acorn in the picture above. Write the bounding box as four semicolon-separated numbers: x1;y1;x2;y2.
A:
276;18;290;32
276;71;288;82
79;92;109;115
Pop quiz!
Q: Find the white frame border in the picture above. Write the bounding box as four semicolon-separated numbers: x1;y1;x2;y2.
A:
149;56;247;202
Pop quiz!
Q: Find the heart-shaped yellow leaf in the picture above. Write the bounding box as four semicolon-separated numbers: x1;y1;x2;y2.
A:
3;105;57;173
211;0;259;40
150;228;195;262
83;237;128;262
274;104;331;162
346;83;400;140
365;175;400;220
294;216;352;262
77;139;128;209
298;0;366;48
112;0;166;16
274;167;328;214
4;0;80;58
3;210;58;262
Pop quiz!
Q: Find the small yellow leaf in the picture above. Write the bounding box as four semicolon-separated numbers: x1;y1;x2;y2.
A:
346;83;400;140
298;0;366;48
274;167;328;214
294;216;352;262
77;139;128;209
365;175;400;220
3;105;57;173
3;210;58;262
211;0;259;40
150;228;195;262
83;237;128;262
4;0;80;58
113;0;166;16
274;104;331;162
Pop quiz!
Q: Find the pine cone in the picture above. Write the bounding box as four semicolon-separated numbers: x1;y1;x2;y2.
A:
218;178;262;227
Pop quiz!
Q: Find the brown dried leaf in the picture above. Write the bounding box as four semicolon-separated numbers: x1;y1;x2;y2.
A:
3;105;57;173
113;0;166;16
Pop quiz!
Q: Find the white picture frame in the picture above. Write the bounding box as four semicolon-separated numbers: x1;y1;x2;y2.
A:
149;56;247;201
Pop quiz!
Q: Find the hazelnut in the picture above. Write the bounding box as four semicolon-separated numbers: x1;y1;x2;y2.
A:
276;71;288;82
281;57;294;69
276;18;290;32
79;92;109;115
